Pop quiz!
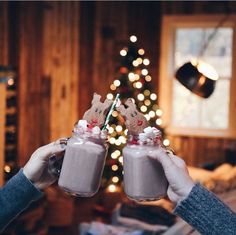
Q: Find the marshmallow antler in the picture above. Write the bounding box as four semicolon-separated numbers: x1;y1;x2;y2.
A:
92;93;101;104
125;98;136;110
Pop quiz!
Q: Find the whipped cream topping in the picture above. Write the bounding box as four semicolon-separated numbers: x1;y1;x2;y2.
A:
73;120;107;139
137;127;162;145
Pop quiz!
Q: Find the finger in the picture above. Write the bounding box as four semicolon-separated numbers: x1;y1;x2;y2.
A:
36;144;66;161
52;137;69;146
169;154;186;168
148;148;174;169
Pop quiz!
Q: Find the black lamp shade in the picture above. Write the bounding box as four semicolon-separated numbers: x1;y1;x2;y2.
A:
175;62;217;98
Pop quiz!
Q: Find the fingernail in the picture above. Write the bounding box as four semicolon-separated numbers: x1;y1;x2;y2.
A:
60;143;66;149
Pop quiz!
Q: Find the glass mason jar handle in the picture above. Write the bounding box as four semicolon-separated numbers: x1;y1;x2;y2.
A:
48;154;64;177
48;138;69;177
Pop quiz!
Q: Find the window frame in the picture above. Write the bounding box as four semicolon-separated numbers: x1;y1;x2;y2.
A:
159;15;236;138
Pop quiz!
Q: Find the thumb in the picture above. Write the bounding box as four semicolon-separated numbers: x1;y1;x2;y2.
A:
148;148;174;170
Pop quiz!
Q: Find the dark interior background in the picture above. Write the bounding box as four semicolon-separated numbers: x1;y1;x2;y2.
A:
1;1;236;167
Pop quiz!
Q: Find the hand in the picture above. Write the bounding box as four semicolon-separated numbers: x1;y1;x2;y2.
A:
23;139;67;190
148;148;195;204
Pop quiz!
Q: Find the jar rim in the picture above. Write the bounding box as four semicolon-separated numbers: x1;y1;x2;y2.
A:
126;134;161;146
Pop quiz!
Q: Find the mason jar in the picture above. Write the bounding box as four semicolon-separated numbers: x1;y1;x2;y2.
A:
58;131;108;197
123;135;168;201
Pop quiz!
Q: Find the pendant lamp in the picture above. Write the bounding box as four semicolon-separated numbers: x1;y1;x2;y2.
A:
175;60;219;98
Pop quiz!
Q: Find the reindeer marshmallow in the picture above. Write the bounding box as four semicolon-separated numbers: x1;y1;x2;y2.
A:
83;93;113;128
117;98;148;135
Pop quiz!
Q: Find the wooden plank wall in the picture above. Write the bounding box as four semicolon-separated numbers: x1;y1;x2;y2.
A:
1;1;236;167
6;2;80;165
0;84;6;186
0;2;8;185
42;2;80;141
0;2;8;65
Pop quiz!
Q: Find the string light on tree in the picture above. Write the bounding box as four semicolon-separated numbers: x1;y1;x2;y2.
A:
103;35;170;191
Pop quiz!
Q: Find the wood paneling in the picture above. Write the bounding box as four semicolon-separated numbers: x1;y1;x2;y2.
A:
0;84;6;186
0;2;8;65
79;2;95;117
17;2;45;165
42;2;80;141
1;1;236;167
10;2;80;165
92;2;128;97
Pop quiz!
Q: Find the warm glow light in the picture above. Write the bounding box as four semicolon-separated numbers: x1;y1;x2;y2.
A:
156;118;162;125
163;139;170;147
114;80;121;87
137;58;143;64
110;84;116;90
145;75;152;82
143;58;150;65
134;74;140;81
124;129;128;135
150;93;157;100
112;176;119;183
111;152;118;159
144;90;150;96
112;111;118;117
145;114;150;121
119;136;127;144
130;35;137;42
115;139;121;146
128;72;136;82
115;150;121;156
107;93;113;100
4;165;11;173
138;49;145;55
108;126;114;134
116;125;123;132
132;60;139;67
7;78;14;86
144;99;151;106
136;81;142;89
198;75;206;85
191;59;219;81
112;165;119;171
109;137;116;144
120;49;127;56
149;110;155;118
156;109;163;116
107;184;117;192
137;94;145;101
118;156;123;164
140;105;147;112
141;69;148;76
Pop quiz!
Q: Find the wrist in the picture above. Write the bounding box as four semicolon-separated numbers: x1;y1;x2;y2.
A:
177;181;195;204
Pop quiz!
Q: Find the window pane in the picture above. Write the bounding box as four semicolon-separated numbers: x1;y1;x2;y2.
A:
172;27;232;129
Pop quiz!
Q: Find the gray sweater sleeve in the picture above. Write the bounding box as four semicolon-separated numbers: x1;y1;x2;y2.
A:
0;169;43;231
174;183;236;235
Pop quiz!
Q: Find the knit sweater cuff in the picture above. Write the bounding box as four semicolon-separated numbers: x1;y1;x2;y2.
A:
174;183;236;235
11;169;43;201
0;169;43;231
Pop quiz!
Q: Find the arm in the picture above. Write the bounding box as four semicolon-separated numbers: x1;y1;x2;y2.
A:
148;149;236;235
174;183;236;235
0;139;66;232
0;169;42;231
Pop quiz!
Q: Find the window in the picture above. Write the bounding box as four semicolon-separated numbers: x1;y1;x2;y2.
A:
159;15;236;138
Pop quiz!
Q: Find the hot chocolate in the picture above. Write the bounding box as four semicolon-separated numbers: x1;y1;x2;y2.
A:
123;128;168;201
58;131;107;197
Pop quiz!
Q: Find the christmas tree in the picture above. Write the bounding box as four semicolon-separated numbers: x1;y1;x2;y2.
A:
103;36;170;193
